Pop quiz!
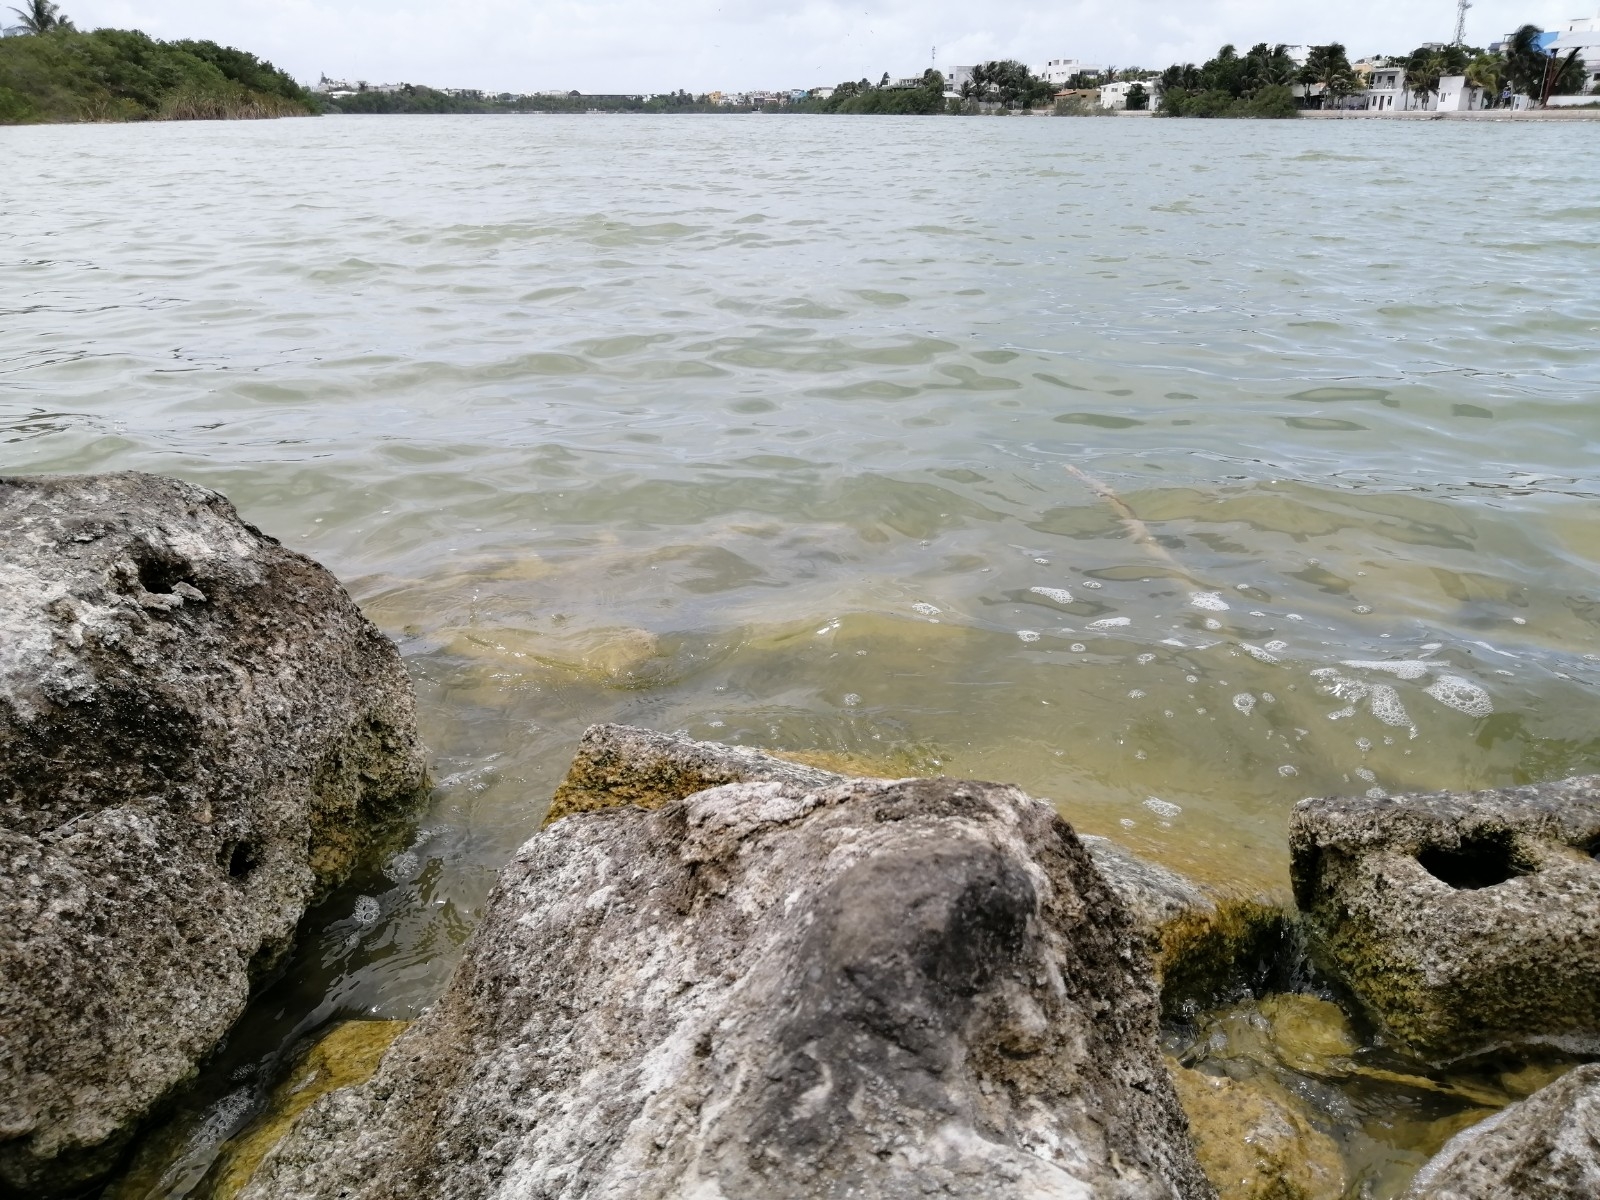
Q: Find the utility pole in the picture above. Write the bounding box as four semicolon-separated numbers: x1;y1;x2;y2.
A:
1453;0;1472;46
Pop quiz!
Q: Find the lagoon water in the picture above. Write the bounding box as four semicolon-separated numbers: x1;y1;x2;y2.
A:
5;113;1600;1195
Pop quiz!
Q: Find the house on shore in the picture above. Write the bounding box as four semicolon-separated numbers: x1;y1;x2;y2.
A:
1357;65;1488;112
1033;59;1103;88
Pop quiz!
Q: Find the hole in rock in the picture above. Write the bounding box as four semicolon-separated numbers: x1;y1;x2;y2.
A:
223;840;259;880
136;553;187;596
1417;829;1528;890
1586;836;1600;861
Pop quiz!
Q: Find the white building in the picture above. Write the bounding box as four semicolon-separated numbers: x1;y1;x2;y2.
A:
1096;80;1148;109
1364;64;1416;111
1552;12;1600;93
1033;59;1102;88
1360;66;1487;112
941;65;975;97
1433;75;1488;110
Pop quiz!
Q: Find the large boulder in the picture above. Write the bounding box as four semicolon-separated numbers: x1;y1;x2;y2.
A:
552;724;1293;1016
1405;1063;1600;1199
237;775;1215;1199
0;473;427;1197
1289;778;1600;1063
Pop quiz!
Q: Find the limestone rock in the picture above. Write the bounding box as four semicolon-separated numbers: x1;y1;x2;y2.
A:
239;776;1216;1200
1289;778;1600;1063
551;725;1293;1017
0;472;427;1197
1169;1065;1345;1200
1405;1063;1600;1199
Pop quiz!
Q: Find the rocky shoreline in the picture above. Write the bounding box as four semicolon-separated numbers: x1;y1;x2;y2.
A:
3;474;1597;1200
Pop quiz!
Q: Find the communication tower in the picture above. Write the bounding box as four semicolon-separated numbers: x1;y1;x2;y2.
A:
1453;0;1472;46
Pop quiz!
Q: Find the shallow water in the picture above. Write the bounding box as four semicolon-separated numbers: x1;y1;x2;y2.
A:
5;113;1600;1196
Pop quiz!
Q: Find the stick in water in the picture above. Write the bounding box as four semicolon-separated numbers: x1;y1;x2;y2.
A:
1063;463;1182;573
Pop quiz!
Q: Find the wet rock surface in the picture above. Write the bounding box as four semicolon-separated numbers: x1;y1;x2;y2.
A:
238;775;1215;1199
1405;1063;1600;1199
0;473;427;1198
1290;777;1600;1063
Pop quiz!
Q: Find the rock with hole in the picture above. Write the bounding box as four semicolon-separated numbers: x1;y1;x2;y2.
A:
1289;778;1600;1064
1405;1063;1600;1199
236;776;1215;1199
0;473;427;1198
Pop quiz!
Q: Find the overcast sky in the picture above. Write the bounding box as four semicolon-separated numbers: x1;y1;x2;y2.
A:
66;0;1589;92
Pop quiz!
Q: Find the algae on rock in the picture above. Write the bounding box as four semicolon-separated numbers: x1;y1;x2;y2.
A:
1290;777;1600;1063
1170;1064;1345;1200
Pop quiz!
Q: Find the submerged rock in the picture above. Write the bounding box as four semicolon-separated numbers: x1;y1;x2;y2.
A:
1290;778;1600;1063
1405;1063;1600;1199
238;776;1215;1199
0;473;427;1198
1170;1065;1345;1200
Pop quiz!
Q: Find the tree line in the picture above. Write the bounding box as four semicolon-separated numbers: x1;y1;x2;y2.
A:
1;2;317;122
1158;26;1591;118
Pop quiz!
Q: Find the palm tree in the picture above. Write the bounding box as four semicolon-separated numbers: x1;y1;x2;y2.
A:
6;0;73;33
1300;44;1358;109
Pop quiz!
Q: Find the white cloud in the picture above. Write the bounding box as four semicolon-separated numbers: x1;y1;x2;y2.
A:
61;0;1585;93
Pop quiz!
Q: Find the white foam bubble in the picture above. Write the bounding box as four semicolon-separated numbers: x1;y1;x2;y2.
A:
911;602;941;616
1355;767;1376;783
1240;642;1279;664
1265;640;1289;652
1425;675;1493;718
1367;684;1413;730
1143;797;1182;819
1278;764;1299;777
381;851;418;882
352;896;381;927
1233;693;1256;716
1353;605;1372;614
1119;817;1136;828
1017;630;1041;643
843;693;861;706
1070;643;1087;652
1356;737;1372;752
1365;787;1389;799
1204;618;1222;631
1082;580;1103;589
1088;617;1131;629
1030;586;1075;605
1137;653;1156;665
1128;689;1146;699
1262;692;1276;703
1341;659;1431;680
1189;591;1230;612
